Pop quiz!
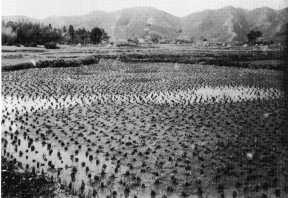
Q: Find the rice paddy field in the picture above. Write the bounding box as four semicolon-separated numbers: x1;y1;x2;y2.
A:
1;48;288;198
2;44;283;70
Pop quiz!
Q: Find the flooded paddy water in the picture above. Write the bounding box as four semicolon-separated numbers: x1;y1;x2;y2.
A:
2;61;288;198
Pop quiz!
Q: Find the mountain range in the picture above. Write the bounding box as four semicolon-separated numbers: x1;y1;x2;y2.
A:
3;6;288;42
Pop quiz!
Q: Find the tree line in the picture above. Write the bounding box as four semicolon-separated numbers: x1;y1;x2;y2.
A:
2;21;110;47
2;20;268;47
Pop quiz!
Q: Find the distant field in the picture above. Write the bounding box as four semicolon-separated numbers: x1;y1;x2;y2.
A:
2;57;287;197
1;44;283;70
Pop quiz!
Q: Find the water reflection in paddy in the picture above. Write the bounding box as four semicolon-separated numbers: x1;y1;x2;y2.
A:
1;85;284;197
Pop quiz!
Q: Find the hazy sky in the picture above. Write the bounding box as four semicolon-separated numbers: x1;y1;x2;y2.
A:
2;0;287;18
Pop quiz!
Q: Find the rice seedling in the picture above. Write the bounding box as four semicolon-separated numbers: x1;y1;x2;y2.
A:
1;57;286;198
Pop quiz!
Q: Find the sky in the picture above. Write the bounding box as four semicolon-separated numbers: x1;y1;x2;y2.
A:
2;0;287;18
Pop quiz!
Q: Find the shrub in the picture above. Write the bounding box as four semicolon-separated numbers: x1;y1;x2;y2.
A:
81;55;99;65
24;43;38;47
2;62;34;71
36;59;81;68
44;42;59;49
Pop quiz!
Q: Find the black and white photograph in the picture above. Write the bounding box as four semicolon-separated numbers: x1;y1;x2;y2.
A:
1;0;288;197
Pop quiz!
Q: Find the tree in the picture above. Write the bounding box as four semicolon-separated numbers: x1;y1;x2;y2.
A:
2;26;17;45
40;26;62;44
75;28;90;45
90;27;108;44
149;32;162;43
68;25;75;43
2;22;62;46
247;30;263;44
63;26;67;33
15;23;37;46
101;29;110;42
1;21;110;46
